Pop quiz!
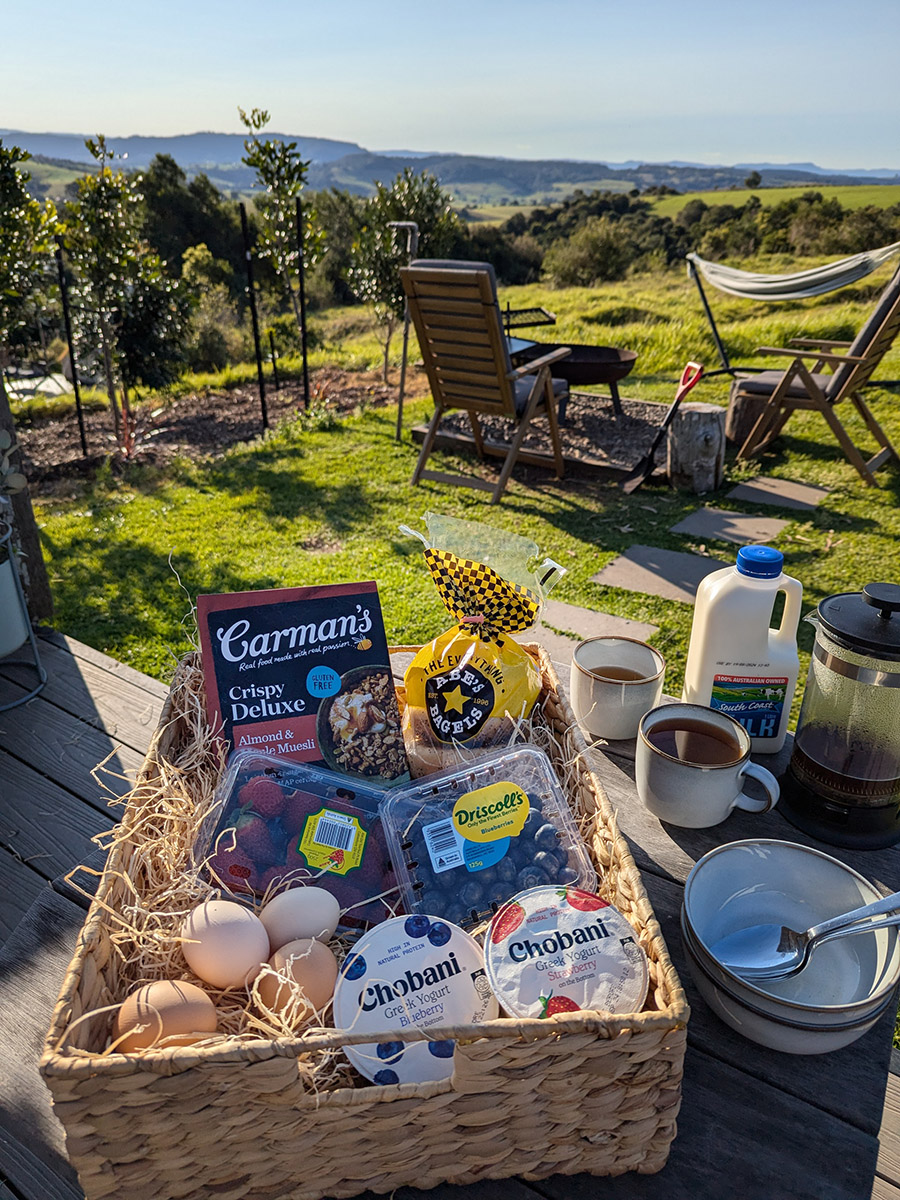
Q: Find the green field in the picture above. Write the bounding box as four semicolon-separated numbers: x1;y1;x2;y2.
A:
651;183;900;218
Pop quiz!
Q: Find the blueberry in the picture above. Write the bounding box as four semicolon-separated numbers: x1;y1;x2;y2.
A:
557;866;579;886
495;856;518;883
440;902;468;927
521;811;544;840
404;914;432;939
428;1040;455;1058
516;864;551;891
374;1069;400;1085
376;1041;405;1063
459;879;485;909
427;921;452;947
342;953;367;980
534;851;562;877
534;823;560;851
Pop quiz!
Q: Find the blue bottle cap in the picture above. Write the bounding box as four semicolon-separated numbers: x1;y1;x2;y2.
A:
736;545;783;578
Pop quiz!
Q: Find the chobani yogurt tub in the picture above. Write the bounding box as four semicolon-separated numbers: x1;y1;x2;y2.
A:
333;914;498;1084
485;886;649;1018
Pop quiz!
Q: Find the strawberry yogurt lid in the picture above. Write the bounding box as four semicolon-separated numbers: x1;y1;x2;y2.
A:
484;886;649;1019
333;914;498;1085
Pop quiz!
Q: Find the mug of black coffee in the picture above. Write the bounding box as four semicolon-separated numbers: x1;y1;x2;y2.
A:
636;703;779;828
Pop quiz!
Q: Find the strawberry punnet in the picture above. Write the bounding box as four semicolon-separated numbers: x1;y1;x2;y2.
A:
207;843;260;895
490;900;525;944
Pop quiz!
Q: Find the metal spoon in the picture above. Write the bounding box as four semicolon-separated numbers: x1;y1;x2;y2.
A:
710;889;900;981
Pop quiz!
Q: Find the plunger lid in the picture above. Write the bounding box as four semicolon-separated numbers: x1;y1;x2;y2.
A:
818;583;900;662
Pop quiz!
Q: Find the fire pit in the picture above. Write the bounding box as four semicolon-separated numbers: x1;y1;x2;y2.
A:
512;342;638;419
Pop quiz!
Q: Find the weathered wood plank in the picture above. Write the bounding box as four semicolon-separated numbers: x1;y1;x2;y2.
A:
873;1179;900;1200
533;1045;878;1200
0;890;92;1198
1;638;164;756
0;1125;82;1200
0;689;145;807
878;1072;900;1186
37;629;170;701
0;751;114;883
0;853;46;943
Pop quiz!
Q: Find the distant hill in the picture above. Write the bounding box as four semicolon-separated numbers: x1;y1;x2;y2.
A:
0;129;363;169
5;128;899;205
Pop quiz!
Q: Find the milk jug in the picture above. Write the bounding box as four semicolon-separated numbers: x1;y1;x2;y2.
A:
682;545;802;753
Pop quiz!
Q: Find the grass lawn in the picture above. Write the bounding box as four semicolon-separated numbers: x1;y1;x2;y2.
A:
651;183;900;219
31;261;900;734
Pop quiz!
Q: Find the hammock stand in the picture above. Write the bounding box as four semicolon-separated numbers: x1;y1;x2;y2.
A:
687;244;900;378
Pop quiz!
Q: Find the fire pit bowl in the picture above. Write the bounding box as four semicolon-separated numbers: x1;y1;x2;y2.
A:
511;342;638;417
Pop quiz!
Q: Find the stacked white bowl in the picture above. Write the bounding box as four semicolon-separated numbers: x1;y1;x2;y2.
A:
681;839;900;1054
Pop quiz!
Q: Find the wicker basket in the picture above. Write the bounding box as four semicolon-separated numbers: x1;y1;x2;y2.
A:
41;646;689;1200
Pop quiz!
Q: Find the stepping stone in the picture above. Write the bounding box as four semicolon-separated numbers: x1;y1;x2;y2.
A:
513;601;657;670
590;544;728;605
726;476;829;511
669;508;789;546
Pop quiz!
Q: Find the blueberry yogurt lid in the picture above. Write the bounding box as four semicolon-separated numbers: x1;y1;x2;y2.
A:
333;914;498;1085
484;886;649;1019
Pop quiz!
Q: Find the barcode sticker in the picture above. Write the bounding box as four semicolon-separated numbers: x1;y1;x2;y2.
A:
422;817;464;874
313;811;356;852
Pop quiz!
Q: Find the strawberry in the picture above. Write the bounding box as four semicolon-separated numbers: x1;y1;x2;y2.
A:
258;864;309;899
281;791;319;838
234;813;278;865
490;900;525;944
563;888;609;912
207;843;260;896
538;993;581;1018
237;776;285;819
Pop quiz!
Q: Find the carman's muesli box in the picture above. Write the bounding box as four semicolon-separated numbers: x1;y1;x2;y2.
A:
197;582;410;788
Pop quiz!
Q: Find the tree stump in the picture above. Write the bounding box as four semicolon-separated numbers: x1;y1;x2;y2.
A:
725;384;769;448
667;403;725;493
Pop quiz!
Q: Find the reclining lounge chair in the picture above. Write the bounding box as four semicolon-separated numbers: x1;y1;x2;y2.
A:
400;259;569;504
730;264;900;485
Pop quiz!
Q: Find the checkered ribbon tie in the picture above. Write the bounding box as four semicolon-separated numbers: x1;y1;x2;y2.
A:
423;548;540;633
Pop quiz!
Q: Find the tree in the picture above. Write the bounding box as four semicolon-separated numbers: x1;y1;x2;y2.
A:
744;170;762;189
349;168;464;380
62;136;190;441
239;107;324;337
0;141;56;619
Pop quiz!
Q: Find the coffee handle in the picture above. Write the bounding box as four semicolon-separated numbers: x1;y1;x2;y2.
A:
733;762;780;814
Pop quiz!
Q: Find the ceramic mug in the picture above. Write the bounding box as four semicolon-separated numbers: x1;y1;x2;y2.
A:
570;636;666;741
636;703;779;829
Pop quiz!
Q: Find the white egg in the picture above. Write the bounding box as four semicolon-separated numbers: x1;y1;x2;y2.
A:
259;886;341;954
181;899;269;989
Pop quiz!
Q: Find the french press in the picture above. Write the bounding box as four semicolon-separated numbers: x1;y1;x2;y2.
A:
781;583;900;848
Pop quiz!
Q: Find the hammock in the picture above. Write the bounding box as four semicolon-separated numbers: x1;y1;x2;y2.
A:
686;243;900;374
687;244;900;300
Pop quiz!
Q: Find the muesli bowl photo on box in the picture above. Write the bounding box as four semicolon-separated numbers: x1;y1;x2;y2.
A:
315;663;408;785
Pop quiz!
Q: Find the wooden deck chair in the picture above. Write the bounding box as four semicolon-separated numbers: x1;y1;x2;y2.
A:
731;264;900;485
400;259;570;504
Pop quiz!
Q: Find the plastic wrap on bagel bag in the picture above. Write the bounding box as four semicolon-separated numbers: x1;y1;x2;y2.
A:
399;513;565;777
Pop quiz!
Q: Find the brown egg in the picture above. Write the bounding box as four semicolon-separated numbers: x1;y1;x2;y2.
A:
256;938;338;1020
113;979;218;1053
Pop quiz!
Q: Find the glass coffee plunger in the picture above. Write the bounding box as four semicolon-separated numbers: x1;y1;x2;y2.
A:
781;583;900;848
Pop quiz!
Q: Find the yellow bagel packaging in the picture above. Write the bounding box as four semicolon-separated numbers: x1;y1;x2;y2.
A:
400;514;564;777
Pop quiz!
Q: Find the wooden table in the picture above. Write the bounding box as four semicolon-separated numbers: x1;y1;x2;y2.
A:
1;638;898;1199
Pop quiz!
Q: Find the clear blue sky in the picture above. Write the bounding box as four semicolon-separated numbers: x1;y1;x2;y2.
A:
4;0;899;168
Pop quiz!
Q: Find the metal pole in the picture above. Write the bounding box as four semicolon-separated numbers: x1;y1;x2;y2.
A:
239;202;268;430
689;260;732;376
295;196;310;409
54;242;88;457
388;221;419;441
269;330;281;392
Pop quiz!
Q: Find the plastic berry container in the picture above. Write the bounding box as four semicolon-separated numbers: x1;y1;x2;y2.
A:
194;750;397;932
378;745;596;930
